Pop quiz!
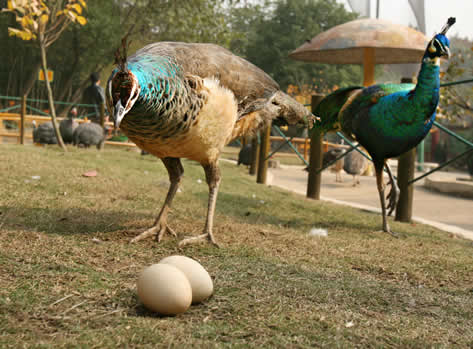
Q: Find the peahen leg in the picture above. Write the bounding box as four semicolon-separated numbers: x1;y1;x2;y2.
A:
130;157;183;243
384;163;400;216
179;162;221;247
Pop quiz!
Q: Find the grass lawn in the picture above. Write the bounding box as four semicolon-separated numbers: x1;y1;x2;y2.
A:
0;144;472;348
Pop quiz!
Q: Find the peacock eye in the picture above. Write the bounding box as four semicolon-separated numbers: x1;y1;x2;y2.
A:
428;41;437;53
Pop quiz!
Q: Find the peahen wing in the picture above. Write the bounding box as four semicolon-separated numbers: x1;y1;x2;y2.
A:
132;42;280;118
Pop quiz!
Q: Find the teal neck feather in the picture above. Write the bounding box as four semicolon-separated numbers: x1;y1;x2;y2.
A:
116;54;205;142
413;58;440;130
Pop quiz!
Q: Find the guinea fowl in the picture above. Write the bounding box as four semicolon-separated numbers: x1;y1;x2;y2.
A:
343;148;368;186
314;18;455;234
106;40;313;246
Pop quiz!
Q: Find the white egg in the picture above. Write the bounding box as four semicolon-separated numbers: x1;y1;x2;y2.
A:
137;263;192;315
159;255;213;304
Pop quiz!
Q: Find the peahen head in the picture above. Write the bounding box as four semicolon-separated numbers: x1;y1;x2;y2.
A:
423;17;455;62
110;70;140;128
108;35;141;129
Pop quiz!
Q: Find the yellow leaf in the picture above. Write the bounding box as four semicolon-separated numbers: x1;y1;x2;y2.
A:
76;15;87;25
7;0;13;10
78;0;87;9
40;13;48;25
8;27;35;41
20;16;27;27
71;3;82;14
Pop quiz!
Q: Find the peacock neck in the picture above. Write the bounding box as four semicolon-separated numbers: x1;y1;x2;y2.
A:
413;58;440;121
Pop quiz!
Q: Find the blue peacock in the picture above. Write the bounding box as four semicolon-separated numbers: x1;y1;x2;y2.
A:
314;17;455;234
106;40;313;246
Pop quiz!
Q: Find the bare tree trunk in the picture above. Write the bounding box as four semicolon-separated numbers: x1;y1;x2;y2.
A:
23;61;41;96
39;34;67;151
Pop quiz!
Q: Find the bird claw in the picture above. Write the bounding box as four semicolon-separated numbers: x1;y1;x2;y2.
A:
386;181;400;216
129;220;176;243
178;232;220;248
378;228;400;238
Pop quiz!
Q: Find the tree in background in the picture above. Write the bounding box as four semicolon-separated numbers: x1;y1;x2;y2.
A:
437;37;473;170
0;0;235;114
439;37;473;124
4;0;88;151
1;0;363;118
233;0;362;95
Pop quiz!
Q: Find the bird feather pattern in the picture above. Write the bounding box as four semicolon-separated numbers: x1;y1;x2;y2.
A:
313;17;456;234
106;41;313;246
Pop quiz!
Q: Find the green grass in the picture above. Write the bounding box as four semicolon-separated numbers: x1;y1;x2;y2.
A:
0;144;472;348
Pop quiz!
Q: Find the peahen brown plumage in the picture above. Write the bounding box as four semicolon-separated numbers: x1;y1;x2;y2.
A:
313;18;455;234
106;40;314;246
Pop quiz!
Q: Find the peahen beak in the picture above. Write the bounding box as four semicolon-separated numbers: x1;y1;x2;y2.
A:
114;100;126;128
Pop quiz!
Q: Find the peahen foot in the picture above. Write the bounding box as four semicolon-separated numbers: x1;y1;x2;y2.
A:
129;214;177;243
178;231;220;248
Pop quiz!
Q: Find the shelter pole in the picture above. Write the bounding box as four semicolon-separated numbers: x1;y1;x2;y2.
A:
306;94;325;199
363;48;375;87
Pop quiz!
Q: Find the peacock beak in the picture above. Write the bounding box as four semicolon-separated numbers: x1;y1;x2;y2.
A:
440;45;450;59
441;46;451;59
114;100;126;128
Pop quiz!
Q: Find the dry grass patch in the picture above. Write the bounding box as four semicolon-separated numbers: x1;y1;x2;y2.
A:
0;145;472;348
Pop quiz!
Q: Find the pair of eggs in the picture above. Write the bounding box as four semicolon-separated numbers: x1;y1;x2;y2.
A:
137;255;213;315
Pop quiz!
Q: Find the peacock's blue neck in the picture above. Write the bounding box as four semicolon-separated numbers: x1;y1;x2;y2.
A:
413;59;440;131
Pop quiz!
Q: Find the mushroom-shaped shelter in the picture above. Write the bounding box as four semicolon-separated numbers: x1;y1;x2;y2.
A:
289;18;428;86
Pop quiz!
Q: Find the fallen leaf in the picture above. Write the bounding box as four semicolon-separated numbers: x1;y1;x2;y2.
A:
82;170;97;177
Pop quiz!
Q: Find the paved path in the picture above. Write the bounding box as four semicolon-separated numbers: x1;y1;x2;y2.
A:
266;164;473;241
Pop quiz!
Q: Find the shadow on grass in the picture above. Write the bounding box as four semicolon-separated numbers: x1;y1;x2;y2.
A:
1;188;402;242
214;191;383;234
0;205;151;237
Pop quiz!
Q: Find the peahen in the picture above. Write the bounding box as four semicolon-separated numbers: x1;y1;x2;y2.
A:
314;17;455;234
106;40;314;246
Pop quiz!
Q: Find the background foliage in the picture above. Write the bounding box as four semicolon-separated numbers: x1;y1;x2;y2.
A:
0;0;361;114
